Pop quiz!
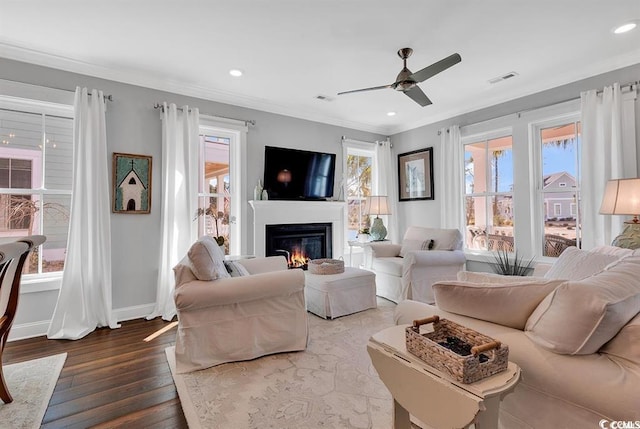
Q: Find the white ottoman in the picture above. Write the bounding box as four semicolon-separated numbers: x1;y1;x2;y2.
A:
304;267;377;319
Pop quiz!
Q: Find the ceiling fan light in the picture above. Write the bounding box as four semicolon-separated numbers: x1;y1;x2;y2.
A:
613;21;637;34
229;69;243;77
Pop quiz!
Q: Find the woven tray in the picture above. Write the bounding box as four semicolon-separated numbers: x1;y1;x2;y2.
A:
307;258;345;275
405;315;509;384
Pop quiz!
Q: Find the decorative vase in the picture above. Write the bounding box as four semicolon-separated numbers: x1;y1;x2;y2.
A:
357;233;370;243
261;189;269;200
254;180;263;200
370;217;387;241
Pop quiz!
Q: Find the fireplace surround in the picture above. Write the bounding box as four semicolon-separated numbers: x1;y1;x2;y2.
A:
249;200;345;259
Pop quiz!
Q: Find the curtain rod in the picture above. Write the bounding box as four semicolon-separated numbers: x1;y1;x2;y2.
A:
153;103;255;126
437;79;638;135
341;135;392;147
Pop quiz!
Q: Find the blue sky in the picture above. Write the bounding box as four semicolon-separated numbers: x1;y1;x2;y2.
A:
466;141;578;193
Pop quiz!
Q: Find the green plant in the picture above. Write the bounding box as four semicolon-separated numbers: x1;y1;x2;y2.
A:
491;248;534;276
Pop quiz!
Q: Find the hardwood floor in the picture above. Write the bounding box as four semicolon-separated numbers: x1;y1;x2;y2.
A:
4;318;188;428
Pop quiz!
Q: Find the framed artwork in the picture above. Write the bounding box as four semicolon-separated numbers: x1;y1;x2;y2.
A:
398;147;434;201
112;152;152;214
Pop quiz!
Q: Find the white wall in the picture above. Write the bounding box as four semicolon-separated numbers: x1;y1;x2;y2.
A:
0;57;384;339
389;62;640;259
3;56;640;339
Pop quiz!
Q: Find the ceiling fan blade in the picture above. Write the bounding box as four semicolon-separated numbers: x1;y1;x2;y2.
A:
410;53;462;83
404;86;432;107
337;84;392;95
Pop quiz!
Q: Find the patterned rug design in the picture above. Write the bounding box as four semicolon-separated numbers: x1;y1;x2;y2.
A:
166;299;396;429
0;353;67;429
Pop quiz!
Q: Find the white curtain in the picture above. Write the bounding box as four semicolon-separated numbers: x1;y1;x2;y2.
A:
439;125;463;229
147;103;199;321
47;87;119;340
375;139;399;242
581;83;637;249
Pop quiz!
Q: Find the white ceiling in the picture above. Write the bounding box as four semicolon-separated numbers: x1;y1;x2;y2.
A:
1;1;639;135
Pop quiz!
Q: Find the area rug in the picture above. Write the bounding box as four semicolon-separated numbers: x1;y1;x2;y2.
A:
0;353;66;429
166;300;397;429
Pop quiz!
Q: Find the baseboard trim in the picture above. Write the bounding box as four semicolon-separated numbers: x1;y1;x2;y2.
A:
9;303;159;341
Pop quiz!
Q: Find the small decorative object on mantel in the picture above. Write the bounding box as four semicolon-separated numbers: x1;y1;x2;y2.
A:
405;315;509;384
112;152;152;214
308;258;345;275
357;228;370;243
254;179;263;200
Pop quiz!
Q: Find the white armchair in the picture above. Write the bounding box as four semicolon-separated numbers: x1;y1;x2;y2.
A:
173;244;308;373
364;226;466;304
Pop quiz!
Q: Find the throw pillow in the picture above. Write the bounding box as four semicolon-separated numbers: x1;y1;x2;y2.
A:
599;312;640;363
525;255;640;355
399;239;435;257
544;246;619;280
187;236;230;281
433;279;564;329
224;261;250;278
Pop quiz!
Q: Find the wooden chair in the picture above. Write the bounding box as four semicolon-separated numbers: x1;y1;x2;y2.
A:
0;235;46;403
544;234;577;257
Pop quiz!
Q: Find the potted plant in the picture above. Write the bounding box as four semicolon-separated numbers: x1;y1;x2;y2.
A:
491;248;534;276
194;206;229;247
357;227;370;243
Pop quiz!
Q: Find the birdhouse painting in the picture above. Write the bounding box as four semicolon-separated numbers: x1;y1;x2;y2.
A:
113;153;152;214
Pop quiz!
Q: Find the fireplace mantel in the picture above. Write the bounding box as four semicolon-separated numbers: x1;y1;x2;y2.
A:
249;200;346;258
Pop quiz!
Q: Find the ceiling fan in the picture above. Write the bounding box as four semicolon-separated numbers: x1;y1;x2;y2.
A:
337;48;461;107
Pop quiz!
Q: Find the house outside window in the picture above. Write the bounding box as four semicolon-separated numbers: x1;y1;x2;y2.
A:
0;105;73;274
464;133;514;252
533;117;581;257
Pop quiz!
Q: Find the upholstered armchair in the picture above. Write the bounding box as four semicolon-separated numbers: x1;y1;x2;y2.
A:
363;226;466;304
173;237;308;373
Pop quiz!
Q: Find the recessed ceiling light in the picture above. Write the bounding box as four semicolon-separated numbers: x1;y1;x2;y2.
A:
229;69;243;77
613;21;637;34
387;111;397;117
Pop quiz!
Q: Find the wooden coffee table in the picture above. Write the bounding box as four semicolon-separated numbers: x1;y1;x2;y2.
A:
368;325;521;429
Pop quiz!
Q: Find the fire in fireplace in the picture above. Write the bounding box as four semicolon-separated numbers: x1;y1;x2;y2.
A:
265;222;332;269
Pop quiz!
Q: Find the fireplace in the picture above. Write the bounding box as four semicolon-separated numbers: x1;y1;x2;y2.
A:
265;222;332;269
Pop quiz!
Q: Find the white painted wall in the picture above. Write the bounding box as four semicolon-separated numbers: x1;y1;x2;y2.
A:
0;58;384;339
390;62;640;267
2;57;640;339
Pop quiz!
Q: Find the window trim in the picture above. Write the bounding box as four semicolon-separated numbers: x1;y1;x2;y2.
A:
461;127;514;254
529;109;581;260
342;139;377;249
199;117;248;255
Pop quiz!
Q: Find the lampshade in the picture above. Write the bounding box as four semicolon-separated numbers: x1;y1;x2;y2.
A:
599;178;640;218
366;196;391;216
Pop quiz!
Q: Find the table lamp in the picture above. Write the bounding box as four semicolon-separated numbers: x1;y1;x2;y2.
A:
366;195;391;241
599;178;640;249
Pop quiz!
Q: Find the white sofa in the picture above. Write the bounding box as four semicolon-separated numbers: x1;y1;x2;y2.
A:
173;237;308;373
364;226;466;303
394;245;640;428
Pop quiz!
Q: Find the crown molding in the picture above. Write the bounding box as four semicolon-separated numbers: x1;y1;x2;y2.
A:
0;41;390;135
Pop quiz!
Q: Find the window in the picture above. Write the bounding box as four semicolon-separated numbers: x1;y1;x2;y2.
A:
0;106;73;274
197;118;246;256
534;118;581;256
464;133;514;252
344;146;374;242
197;134;231;254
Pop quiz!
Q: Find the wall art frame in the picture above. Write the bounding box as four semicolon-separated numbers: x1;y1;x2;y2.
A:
398;147;434;201
112;152;152;214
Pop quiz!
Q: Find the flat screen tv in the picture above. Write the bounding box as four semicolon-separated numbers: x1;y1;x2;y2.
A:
263;146;336;200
